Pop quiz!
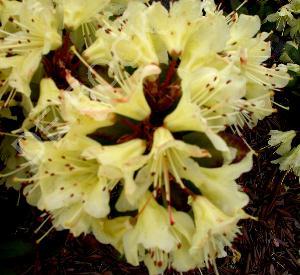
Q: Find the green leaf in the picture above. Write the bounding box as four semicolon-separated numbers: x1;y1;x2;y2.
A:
88;115;138;145
183;132;223;168
0;239;34;260
230;0;241;10
282;43;300;64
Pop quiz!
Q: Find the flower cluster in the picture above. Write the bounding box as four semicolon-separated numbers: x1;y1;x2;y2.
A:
265;0;300;39
269;130;300;177
267;1;300;181
0;0;290;274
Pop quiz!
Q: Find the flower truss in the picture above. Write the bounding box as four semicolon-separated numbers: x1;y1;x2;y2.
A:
0;0;290;274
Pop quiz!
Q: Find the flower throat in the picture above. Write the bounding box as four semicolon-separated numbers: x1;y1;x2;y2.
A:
118;59;182;148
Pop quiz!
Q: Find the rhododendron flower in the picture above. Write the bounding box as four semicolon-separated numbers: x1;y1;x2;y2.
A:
188;152;253;216
20;134;112;217
92;216;132;253
22;78;62;129
272;145;300;177
82;138;147;200
265;0;300;37
0;0;62;102
59;0;110;30
269;130;300;177
269;130;296;155
189;196;249;268
123;194;196;274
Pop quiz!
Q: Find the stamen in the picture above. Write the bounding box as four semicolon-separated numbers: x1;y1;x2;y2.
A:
136;194;153;217
0;131;20;138
70;46;110;86
0;162;31;178
9;19;31;32
271;100;290;111
163;156;174;225
34;214;52;234
4;89;16;107
166;151;185;188
212;259;220;275
36;225;55;244
226;0;248;22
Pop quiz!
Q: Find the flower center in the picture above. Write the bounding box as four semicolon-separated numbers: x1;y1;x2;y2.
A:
144;59;181;123
43;32;80;89
117;60;182;149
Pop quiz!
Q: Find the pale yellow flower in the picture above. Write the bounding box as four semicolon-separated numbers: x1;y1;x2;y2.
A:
109;64;159;121
82;138;146;202
179;13;230;73
272;145;300;176
269;130;296;155
84;1;160;67
20;134;115;227
123;194;196;274
147;0;203;56
164;65;246;150
60;77;115;137
189;196;249;267
51;203;98;236
185;153;253;216
0;51;42;100
92;216;132;253
266;0;300;35
226;15;290;89
0;0;62;55
118;127;210;208
59;0;110;30
0;0;62;100
22;78;62;130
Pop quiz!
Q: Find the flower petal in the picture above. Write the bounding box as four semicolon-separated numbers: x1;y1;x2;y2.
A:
269;130;296;155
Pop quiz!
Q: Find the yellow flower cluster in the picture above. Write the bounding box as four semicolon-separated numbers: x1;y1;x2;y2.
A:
0;1;290;274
